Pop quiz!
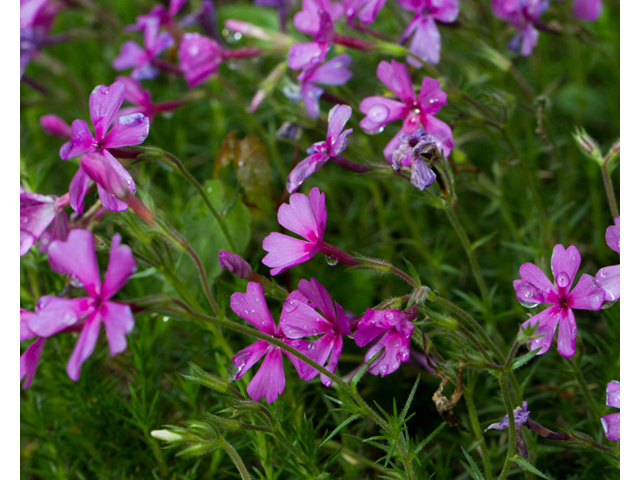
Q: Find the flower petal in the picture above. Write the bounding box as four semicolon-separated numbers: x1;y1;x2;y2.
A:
28;296;93;337
68;165;92;214
262;233;314;275
367;328;412;376
116;75;152;107
556;308;577;357
20;337;46;389
286;153;327;194
327;104;352;151
230;282;276;335
606;217;620;253
418;78;447;115
569;274;605;310
300;82;324;119
89;81;126;141
308;187;327;239
101;234;137;300
66;310;102;381
230;340;270;380
113;41;147;71
601;412;620;441
521;306;562;356
376;60;415;104
97;184;129;212
59;119;96;160
288;42;328;70
301;334;336;383
278;190;321;241
103;113;149;149
423;114;454;157
518;262;557;304
48;229;101;298
21;309;37;341
247;347;285;403
100;301;135;356
359;96;408;132
307;54;353;86
280;296;333;339
573;0;602;22
407;16;441;67
298;278;335;323
606;380;620;409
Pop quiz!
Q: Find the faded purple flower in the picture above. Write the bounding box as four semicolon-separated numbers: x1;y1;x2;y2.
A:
27;229;137;381
116;76;182;121
514;244;605;357
59;81;147;213
178;32;225;87
20;0;62;77
113;18;174;80
287;104;353;193
573;0;602;22
344;0;386;25
397;0;459;66
40;114;72;139
391;128;438;190
353;306;418;377
601;380;620;441
485;401;531;457
280;278;351;386
360;60;453;161
20;187;70;255
229;282;310;403
491;0;549;56
219;250;253;279
596;217;620;302
262;188;327;275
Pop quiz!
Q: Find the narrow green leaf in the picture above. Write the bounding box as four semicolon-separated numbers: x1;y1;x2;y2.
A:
511;347;542;371
512;456;550;479
351;348;384;387
319;415;361;447
399;376;421;422
471;231;498;251
413;422;447;455
461;447;485;480
402;257;422;286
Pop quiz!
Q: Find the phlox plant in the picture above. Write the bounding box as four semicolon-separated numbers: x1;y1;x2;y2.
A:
21;1;619;479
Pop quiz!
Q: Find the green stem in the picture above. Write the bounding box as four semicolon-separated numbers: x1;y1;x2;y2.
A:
570;357;600;418
457;325;493;364
220;438;251;480
601;165;619;220
161;150;238;254
497;374;516;480
504;340;521;370
464;384;492;480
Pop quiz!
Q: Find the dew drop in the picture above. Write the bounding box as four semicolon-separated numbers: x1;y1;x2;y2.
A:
283;300;298;313
303;324;308;330
556;272;570;289
227;360;244;381
21;217;28;224
326;255;338;266
368;104;389;123
391;361;400;371
379;365;388;375
69;275;83;288
515;282;543;308
362;126;385;135
244;309;249;314
163;316;170;322
311;329;319;335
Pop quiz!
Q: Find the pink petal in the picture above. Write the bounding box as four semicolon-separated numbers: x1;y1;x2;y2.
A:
169;0;188;16
230;282;276;335
66;311;102;381
367;328;412;376
307;54;353;86
293;0;322;35
89;81;126;141
298;278;335;323
595;265;620;302
322;334;343;385
21;309;37;341
101;234;137;300
357;0;386;24
407;16;441;67
519;24;539;57
418;78;447;115
327;104;352;149
59;119;96;160
28;296;93;337
606;218;620;253
178;32;224;88
423;114;454;157
601;412;620;441
286;153;327;194
568;274;605;310
20;201;56;252
556;308;577;357
68;165;92;213
80;152;135;201
262;233;314;275
278;191;321;241
97;185;130;212
100;301;135;356
573;0;602;22
376;60;416;105
48;229;102;298
521;306;562;356
247;347;285;403
606;380;620;408
116;75;152;106
551;244;581;290
308;187;327;239
359;97;409;132
103;113;149;149
230;340;270;380
432;0;460;22
20;337;46;389
282;339;313;379
40;114;72;139
396;0;420;11
219;251;253;279
302;334;337;383
383;130;408;163
301;82;324;119
150;32;174;57
288;42;328;70
113;41;147;70
518;262;557;304
280;297;333;339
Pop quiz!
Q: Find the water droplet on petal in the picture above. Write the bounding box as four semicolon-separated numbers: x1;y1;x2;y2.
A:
379;365;388;375
227;360;243;381
244;309;249;314
326;255;338;266
362;126;385;135
69;275;83;288
303;324;308;330
311;329;319;335
283;300;298;313
21;217;28;224
556;272;570;289
368;104;389;123
391;361;400;371
515;282;543;308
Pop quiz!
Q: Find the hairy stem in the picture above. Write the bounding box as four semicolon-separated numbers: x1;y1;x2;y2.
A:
497;374;516;480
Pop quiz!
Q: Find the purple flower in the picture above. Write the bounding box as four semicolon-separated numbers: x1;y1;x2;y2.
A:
178;32;225;88
391;128;438;190
514;244;605;357
219;250;253;279
601;380;620;441
229;282;310;403
397;0;459;66
344;0;386;25
485;401;531;457
293;0;344;37
573;0;602;22
27;229;137;381
126;0;187;31
20;187;69;256
596;217;620;302
287;104;353;193
353;306;418;377
360;60;453;160
491;0;549;56
113;18;174;80
20;0;62;77
40;114;72;139
116;76;182;122
280;278;351;386
262;187;327;275
60;81;148;213
20;309;46;389
179;0;220;39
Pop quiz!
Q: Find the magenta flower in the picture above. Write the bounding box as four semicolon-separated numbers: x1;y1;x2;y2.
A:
40;114;72;139
59;81;148;213
288;42;330;70
287;104;353;193
262;187;327;275
126;0;187;31
20;187;69;255
353;306;418;377
20;0;62;77
344;0;386;25
20;309;46;389
219;250;253;279
113;18;174;80
601;380;620;441
360;60;453;160
293;0;344;37
573;0;602;22
491;0;549;56
27;229;137;381
397;0;459;66
514;244;604;357
596;217;620;302
280;278;350;386
229;282;309;403
116;76;182;121
178;32;225;87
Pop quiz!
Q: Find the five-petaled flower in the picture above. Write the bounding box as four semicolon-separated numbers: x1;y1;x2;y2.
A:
229;282;310;403
596;217;620;302
514;244;604;357
287;104;353;193
280;278;351;386
491;0;549;56
59;80;148;213
27;229;137;381
601;380;620;441
360;60;453;161
262;187;327;275
353;306;418;376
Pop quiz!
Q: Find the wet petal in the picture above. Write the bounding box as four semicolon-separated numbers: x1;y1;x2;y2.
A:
418;77;447;115
100;301;135;356
247;347;285;403
359;96;408;132
376;59;415;104
569;274;605;310
298;278;335;323
518;262;557;304
103;113;149;149
48;229;101;298
101;234;137;300
89;81;126;141
550;244;581;290
521;306;562;356
327;104;352;151
277;190;321;241
606;380;620;409
556;308;577;357
288;42;328;70
308;187;327;239
230;282;276;335
230;340;270;380
301;334;336;383
307;54;353;86
262;233;314;275
601;412;620;441
66;310;102;381
20;337;46;389
68;165;92;214
407;16;441;67
286;153;327;194
60;119;96;160
28;296;93;337
280;296;333;339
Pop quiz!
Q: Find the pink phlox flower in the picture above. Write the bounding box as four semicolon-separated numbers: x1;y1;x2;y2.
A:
280;278;351;386
359;60;453;161
344;0;387;25
491;0;549;56
514;244;604;358
293;0;344;37
595;217;620;302
573;0;602;22
125;0;188;31
113;17;174;80
116;76;182;122
391;128;438;190
20;187;70;255
20;0;62;77
397;0;459;66
229;282;310;403
40;114;72;139
20;309;47;389
287;104;353;193
262;187;327;275
59;80;147;213
178;32;225;88
27;229;137;381
353;306;418;377
601;380;620;441
219;250;254;279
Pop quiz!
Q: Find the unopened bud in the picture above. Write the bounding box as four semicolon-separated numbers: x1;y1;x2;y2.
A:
409;286;436;306
219;250;253;279
151;429;183;442
40;114;72;139
573;128;603;165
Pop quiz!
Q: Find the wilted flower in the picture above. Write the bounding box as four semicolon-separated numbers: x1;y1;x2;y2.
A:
596;217;620;302
287;104;353;192
20;187;69;255
391;128;438;190
280;278;351;386
573;0;602;22
601;380;620;441
491;0;549;56
27;230;137;381
513;244;604;357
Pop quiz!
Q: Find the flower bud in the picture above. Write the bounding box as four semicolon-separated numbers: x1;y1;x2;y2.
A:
573;128;603;165
219;250;253;279
40;114;72;139
151;429;183;442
